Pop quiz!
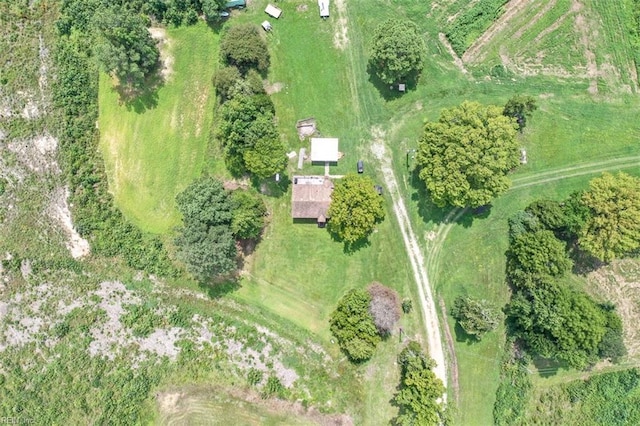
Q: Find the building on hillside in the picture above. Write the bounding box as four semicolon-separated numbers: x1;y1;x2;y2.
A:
310;137;339;164
318;0;329;18
291;176;334;227
265;4;282;19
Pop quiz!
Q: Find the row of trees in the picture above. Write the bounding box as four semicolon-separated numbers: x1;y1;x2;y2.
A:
214;24;286;179
174;177;266;281
503;175;634;368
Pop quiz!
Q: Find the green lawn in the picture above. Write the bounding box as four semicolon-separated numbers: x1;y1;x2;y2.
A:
98;23;220;234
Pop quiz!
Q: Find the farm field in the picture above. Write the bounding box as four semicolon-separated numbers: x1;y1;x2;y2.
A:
93;0;640;424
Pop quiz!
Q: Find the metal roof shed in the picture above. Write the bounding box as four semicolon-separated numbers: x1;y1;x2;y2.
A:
310;138;339;163
265;4;282;18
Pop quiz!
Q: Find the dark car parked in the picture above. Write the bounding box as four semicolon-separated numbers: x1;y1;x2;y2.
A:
357;160;364;173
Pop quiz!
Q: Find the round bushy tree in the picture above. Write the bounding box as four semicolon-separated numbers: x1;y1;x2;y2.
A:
369;19;427;84
329;289;380;362
417;101;520;208
220;24;270;74
327;174;385;244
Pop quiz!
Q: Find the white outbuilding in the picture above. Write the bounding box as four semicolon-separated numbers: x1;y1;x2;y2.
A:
310;138;339;163
318;0;329;18
265;4;282;19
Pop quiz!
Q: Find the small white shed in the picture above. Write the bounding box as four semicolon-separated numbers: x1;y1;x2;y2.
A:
318;0;329;18
265;4;282;19
261;20;272;31
311;138;339;163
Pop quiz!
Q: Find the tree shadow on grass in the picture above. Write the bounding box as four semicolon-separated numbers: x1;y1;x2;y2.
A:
568;244;605;276
366;62;421;101
532;356;567;378
198;276;241;299
327;230;372;254
111;70;163;114
408;168;493;228
252;173;291;198
454;322;481;345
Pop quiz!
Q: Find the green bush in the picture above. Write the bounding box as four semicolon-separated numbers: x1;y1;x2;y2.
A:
329;289;381;362
247;368;263;386
445;0;509;56
121;304;164;337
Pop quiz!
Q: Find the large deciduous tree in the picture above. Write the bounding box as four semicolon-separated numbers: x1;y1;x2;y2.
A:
329;289;381;362
369;19;427;85
416;101;520;208
327;174;385;244
394;341;445;425
220;24;270;74
579;172;640;262
175;178;237;280
93;6;159;92
451;296;501;340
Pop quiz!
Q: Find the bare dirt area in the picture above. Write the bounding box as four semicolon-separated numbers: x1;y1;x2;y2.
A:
587;259;640;357
369;126;448;394
462;0;530;64
48;186;90;259
264;81;284;95
149;27;174;82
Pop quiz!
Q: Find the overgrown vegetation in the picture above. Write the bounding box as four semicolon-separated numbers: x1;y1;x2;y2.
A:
53;0;175;276
493;340;532;426
445;0;509;56
367;282;401;336
526;368;640;425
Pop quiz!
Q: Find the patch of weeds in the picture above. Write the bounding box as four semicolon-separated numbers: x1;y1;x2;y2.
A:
247;368;263;386
121;303;164;337
262;375;286;399
168;306;193;328
0;178;6;196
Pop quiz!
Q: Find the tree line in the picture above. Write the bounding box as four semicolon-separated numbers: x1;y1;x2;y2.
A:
503;172;640;369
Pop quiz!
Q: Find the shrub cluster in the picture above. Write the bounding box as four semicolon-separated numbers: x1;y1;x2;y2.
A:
394;341;446;425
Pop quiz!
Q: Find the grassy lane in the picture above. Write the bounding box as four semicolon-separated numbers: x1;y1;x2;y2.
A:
99;23;219;234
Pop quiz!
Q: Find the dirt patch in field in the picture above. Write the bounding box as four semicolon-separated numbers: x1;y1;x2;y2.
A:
587;259;640;357
462;0;530;63
149;27;174;82
333;0;349;50
296;4;308;12
264;81;284;95
49;186;90;259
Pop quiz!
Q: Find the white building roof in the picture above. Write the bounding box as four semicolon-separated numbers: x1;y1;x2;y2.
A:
310;138;339;162
318;0;329;17
265;4;282;18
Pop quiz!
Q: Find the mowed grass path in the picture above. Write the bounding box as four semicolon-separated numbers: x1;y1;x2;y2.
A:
99;23;219;234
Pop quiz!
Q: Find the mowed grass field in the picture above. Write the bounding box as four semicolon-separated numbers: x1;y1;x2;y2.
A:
98;23;220;234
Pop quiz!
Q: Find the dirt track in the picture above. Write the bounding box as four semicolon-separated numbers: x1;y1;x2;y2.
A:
370;133;448;393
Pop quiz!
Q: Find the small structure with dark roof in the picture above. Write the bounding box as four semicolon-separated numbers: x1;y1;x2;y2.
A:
291;176;334;226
